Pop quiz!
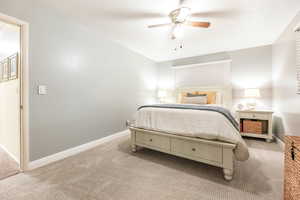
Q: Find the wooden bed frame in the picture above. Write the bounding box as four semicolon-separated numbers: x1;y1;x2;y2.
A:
130;127;236;181
130;86;236;181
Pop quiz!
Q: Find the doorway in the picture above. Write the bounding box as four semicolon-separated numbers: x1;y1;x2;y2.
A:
0;13;29;178
0;19;21;179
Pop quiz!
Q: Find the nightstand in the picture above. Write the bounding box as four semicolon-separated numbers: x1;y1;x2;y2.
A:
236;110;273;142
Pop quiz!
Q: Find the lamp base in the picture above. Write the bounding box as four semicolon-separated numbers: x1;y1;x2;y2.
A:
246;102;256;110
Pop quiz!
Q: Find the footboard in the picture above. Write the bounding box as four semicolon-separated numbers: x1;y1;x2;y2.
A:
129;127;236;181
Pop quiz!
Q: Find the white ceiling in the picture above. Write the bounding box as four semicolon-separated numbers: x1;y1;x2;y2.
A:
0;21;20;60
42;0;300;61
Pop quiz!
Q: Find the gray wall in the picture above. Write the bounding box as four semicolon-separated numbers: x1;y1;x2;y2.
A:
157;46;273;110
229;46;273;109
272;12;300;140
1;0;157;161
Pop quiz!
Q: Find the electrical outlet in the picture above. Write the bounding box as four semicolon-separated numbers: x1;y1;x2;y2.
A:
38;85;47;95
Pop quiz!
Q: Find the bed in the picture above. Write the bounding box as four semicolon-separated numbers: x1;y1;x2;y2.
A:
129;86;249;181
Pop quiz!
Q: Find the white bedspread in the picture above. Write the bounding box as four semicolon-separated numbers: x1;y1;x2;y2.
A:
134;106;249;161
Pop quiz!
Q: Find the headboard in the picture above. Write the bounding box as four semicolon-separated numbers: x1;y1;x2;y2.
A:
175;86;233;109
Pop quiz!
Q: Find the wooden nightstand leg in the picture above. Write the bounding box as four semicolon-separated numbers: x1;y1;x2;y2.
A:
266;138;273;143
131;144;137;152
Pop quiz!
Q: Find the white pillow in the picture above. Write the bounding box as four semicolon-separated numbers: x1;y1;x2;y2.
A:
182;96;208;104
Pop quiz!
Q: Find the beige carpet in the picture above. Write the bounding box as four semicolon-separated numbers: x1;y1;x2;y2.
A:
0;132;283;200
0;147;19;180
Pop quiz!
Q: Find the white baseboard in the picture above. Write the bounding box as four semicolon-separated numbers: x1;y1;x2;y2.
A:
28;130;129;170
274;136;285;151
0;144;20;164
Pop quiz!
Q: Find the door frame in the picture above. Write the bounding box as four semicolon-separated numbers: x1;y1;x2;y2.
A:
0;13;30;171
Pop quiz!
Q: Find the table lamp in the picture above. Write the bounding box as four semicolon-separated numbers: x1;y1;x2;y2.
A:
244;88;260;110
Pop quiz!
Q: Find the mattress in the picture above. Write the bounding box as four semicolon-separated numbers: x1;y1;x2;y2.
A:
133;104;249;161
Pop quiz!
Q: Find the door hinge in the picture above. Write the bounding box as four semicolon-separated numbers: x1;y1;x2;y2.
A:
20;105;24;110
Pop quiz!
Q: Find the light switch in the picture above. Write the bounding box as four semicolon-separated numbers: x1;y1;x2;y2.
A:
38;85;47;95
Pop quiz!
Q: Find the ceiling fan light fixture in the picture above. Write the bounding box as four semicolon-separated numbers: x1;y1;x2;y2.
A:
176;7;191;23
147;6;210;40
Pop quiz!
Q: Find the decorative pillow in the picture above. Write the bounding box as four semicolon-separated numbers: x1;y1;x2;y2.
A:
181;91;217;104
186;93;207;97
182;96;208;104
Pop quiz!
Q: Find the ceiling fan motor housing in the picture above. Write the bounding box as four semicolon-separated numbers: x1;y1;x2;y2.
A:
169;7;191;24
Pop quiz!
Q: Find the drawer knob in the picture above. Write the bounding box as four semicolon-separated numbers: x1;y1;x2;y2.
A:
149;139;153;142
192;148;196;152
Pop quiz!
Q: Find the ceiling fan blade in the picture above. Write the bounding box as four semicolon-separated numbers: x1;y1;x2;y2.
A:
185;21;210;28
191;9;239;18
148;23;173;28
95;10;166;20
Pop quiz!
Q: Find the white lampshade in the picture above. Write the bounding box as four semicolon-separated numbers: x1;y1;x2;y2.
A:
244;88;261;98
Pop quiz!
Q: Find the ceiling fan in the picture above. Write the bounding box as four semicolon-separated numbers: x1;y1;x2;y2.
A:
148;6;211;40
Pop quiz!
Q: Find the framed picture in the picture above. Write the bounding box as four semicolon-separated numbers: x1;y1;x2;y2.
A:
2;58;9;81
297;67;300;94
9;53;18;80
0;61;3;82
296;32;300;94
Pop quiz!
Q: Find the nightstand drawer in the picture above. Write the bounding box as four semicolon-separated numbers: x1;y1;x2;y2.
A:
239;112;269;120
